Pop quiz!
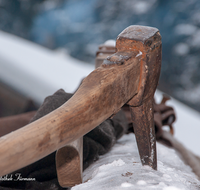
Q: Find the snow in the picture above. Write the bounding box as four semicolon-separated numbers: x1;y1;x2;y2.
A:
104;40;116;47
136;51;142;57
175;24;197;36
136;180;147;185
163;187;182;190
192;12;200;25
72;133;200;190
150;127;155;164
0;30;94;104
176;84;200;104
190;29;200;48
121;182;134;187
173;43;190;56
133;1;151;15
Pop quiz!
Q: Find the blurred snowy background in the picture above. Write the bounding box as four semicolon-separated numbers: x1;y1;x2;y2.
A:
0;0;200;112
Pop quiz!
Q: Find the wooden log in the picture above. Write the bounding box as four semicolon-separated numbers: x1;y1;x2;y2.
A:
0;25;161;179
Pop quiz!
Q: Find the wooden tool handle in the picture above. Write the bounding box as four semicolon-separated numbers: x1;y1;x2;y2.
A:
0;25;161;177
0;51;140;177
56;137;83;187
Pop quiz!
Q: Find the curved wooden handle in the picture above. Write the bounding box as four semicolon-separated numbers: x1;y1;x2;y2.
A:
56;137;83;187
0;25;161;177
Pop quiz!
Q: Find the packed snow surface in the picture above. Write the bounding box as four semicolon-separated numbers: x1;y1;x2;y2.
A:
72;134;200;190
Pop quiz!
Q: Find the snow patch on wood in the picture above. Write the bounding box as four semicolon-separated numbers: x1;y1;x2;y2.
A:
136;51;142;57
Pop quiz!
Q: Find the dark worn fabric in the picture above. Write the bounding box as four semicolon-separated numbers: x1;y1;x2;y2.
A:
0;89;128;190
29;89;73;123
83;111;127;169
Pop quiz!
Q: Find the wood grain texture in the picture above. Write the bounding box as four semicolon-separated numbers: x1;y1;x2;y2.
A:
56;137;83;187
0;25;161;177
0;50;140;177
